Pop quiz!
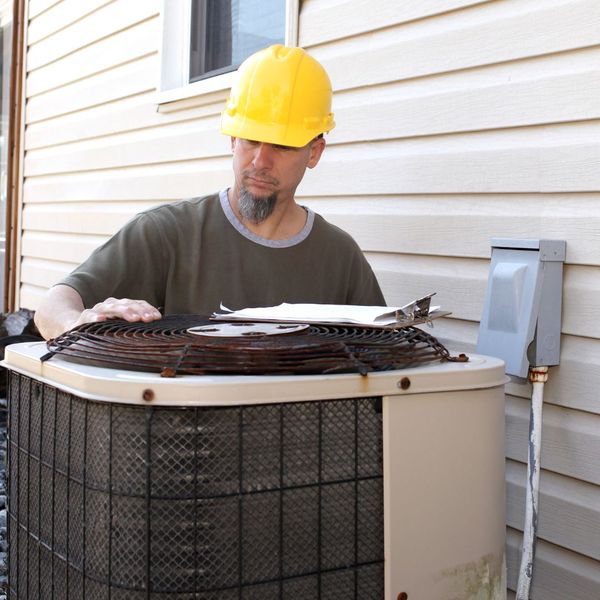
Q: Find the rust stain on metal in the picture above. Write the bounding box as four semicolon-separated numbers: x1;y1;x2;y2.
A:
446;352;469;363
43;315;464;376
528;365;549;383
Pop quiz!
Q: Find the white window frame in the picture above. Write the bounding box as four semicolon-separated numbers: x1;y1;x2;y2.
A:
156;0;299;108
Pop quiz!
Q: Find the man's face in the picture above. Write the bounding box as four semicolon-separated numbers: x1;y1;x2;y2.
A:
231;136;325;222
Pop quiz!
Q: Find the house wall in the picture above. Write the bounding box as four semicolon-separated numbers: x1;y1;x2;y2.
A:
300;4;600;594
18;0;600;597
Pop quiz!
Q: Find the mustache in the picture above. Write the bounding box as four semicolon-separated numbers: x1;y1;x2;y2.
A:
243;169;279;186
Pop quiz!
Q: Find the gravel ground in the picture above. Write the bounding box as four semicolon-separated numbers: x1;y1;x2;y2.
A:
0;398;7;600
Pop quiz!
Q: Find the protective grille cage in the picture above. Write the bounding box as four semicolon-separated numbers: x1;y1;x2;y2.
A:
8;372;384;599
42;314;462;376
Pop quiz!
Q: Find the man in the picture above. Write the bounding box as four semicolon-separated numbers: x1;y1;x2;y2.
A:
35;45;385;340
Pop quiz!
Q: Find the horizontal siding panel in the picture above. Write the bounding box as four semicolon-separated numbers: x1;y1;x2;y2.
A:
407;322;600;417
20;257;72;289
24;118;229;176
563;266;600;340
25;54;156;123
29;91;600;180
331;44;600;109
540;337;600;415
414;316;479;351
506;528;600;600
28;0;61;20
27;17;159;97
299;0;491;47
299;127;600;196
21;201;163;235
302;194;600;265
20;284;50;311
545;265;593;336
331;57;600;143
27;0;112;46
27;0;158;72
316;0;600;91
506;460;600;560
422;325;600;417
405;321;600;417
349;249;600;339
21;231;110;264
367;253;488;322
22;161;231;202
506;395;600;485
505;335;600;416
25;93;226;150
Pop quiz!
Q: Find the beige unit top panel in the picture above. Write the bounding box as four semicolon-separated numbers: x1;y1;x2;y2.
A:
4;342;505;406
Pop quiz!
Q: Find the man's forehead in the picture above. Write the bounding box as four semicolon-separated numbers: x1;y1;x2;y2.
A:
235;137;305;150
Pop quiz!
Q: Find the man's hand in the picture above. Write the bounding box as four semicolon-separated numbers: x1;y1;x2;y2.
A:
34;285;162;340
72;297;162;329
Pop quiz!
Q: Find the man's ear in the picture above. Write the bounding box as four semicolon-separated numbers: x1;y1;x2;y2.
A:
307;137;326;169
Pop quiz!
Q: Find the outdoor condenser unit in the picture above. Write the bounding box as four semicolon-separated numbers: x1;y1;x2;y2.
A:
3;316;507;599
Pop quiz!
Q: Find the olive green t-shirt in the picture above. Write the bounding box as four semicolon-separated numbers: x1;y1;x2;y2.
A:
61;191;385;314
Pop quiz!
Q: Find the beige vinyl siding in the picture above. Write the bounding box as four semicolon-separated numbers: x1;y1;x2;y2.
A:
19;0;231;307
506;530;600;599
17;0;600;597
304;1;600;597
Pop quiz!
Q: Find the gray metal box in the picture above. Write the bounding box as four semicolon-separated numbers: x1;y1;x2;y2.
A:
477;238;566;378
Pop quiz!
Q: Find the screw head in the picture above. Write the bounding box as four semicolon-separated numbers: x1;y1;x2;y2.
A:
397;377;411;390
142;389;155;402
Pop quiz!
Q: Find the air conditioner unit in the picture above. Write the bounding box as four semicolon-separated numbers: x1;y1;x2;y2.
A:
3;330;507;600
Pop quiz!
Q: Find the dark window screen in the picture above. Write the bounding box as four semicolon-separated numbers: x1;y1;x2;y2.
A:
190;0;285;82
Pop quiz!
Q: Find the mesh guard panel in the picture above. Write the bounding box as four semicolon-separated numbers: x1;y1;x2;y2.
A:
7;372;384;598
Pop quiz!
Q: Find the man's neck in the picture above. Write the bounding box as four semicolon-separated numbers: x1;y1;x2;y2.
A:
227;188;307;240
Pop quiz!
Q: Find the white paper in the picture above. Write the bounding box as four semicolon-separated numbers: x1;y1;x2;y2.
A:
214;301;443;327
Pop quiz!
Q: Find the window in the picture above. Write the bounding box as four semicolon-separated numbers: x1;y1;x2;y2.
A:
189;0;285;82
158;0;298;107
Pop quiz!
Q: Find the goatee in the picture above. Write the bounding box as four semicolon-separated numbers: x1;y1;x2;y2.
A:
238;188;277;224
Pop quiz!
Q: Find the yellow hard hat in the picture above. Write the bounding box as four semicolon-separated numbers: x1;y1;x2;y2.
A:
221;44;335;147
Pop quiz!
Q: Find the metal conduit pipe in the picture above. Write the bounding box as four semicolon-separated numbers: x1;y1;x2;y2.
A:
516;366;549;600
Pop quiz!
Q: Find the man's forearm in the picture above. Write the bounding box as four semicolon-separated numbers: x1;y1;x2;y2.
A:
34;284;86;340
35;285;163;340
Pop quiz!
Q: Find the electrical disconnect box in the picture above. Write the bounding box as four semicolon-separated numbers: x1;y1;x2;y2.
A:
476;238;566;378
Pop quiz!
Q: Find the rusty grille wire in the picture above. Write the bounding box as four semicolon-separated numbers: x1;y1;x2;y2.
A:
42;315;465;376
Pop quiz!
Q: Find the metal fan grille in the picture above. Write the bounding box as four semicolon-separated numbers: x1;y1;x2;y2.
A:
43;315;464;376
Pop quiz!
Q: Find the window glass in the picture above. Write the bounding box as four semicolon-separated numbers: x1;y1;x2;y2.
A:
190;0;285;82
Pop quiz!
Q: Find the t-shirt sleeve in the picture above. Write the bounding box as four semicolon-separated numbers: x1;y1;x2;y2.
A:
59;212;168;309
346;249;386;306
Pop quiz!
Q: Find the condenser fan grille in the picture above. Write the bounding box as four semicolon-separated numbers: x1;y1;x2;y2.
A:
42;315;464;376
